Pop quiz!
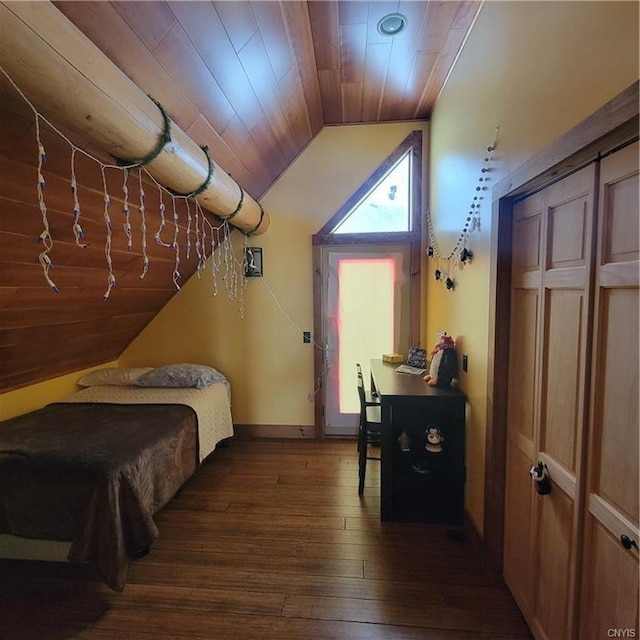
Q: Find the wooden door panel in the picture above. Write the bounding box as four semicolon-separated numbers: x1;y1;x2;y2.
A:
547;200;588;270
601;146;639;265
545;168;593;273
513;205;542;271
579;515;639;639
533;487;574;640
504;442;536;612
508;288;539;443
540;289;584;473
594;287;639;522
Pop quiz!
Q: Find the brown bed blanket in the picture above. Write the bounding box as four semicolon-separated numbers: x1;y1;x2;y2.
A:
0;402;198;591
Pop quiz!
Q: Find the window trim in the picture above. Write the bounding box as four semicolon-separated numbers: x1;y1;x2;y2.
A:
312;130;422;246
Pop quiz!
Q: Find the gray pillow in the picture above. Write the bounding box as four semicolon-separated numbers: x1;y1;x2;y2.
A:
134;363;226;389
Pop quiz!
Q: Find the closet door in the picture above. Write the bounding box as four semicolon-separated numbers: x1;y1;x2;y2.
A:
532;165;596;640
504;191;544;614
579;141;639;638
504;164;597;640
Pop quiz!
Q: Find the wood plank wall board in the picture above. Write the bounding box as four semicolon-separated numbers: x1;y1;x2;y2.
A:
0;139;215;391
0;86;230;396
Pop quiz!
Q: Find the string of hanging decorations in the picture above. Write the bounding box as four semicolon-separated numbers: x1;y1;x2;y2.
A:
1;63;255;316
425;126;499;291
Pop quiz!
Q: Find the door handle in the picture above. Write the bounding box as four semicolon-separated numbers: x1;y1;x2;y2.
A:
529;461;551;495
620;535;638;551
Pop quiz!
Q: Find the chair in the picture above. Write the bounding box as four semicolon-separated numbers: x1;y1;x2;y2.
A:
357;364;382;495
356;363;380;406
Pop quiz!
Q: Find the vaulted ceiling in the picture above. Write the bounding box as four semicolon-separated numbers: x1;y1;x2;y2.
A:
0;1;480;392
55;0;480;199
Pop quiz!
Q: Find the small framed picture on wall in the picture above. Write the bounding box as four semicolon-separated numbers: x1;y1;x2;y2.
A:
244;246;263;277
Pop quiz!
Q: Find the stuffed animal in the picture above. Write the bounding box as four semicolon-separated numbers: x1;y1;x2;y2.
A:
423;333;458;387
425;425;445;453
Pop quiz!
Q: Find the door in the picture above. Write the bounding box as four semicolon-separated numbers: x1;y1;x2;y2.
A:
321;245;411;436
504;164;597;639
578;142;639;638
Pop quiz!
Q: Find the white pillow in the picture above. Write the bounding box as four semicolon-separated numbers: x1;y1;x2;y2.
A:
77;367;154;387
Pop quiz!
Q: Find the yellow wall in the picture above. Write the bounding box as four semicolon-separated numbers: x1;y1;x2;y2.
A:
427;0;639;533
0;361;119;421
121;121;429;428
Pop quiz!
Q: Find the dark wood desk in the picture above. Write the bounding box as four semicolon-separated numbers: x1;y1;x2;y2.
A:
370;359;466;523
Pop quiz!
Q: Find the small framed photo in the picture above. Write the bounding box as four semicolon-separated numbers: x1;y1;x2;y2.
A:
244;246;263;277
407;347;427;368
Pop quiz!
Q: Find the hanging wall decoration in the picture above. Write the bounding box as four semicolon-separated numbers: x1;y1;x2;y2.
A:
425;127;499;291
0;62;257;316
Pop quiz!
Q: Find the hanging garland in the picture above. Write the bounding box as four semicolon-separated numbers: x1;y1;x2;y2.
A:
0;63;252;314
426;126;499;291
225;186;245;221
113;95;172;168
244;204;265;237
167;145;214;198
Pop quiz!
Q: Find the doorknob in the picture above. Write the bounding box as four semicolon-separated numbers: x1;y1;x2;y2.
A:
529;461;551;495
620;535;638;551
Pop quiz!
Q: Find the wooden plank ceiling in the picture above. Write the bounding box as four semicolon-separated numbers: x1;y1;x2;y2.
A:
0;1;479;393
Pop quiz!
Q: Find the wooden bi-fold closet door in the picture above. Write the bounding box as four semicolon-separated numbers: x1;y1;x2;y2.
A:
504;141;639;640
578;141;639;639
504;163;597;640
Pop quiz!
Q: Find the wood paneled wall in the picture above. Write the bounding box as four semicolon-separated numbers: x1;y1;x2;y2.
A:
0;98;225;392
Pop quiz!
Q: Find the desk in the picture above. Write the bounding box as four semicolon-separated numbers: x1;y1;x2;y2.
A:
370;359;466;523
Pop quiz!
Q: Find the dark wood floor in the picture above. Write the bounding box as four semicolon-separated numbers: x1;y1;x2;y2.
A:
0;439;532;639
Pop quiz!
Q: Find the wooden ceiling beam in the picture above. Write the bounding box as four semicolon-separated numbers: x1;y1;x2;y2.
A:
0;1;270;236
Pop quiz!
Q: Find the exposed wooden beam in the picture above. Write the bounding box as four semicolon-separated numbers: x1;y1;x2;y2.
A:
0;1;270;236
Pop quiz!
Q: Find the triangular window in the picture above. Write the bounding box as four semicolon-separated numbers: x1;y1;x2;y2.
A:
332;151;411;234
314;130;421;243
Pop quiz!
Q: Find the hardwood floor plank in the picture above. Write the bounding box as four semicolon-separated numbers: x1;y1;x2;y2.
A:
139;547;365;579
277;470;381;488
282;593;530;635
226;501;380;519
0;439;531;639
82;607;483;640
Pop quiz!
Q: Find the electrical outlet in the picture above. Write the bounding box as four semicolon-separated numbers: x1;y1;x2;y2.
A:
303;331;311;343
307;393;315;402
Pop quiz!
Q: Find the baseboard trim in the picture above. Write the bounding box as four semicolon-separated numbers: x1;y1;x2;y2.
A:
233;424;316;439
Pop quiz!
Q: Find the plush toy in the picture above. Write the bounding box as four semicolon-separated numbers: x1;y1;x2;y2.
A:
423;333;458;387
425;425;445;453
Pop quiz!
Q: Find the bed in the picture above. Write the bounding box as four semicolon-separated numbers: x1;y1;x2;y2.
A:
0;369;234;591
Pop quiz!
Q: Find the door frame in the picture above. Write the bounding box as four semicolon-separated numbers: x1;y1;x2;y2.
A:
311;240;422;438
483;81;639;571
319;245;413;437
311;131;424;439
